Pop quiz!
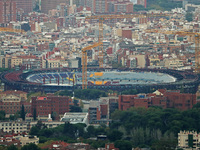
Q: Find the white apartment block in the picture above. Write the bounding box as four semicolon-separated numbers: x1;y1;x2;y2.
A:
178;130;200;149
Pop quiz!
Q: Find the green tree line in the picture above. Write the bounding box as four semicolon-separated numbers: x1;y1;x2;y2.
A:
57;89;107;100
134;0;182;11
27;104;200;149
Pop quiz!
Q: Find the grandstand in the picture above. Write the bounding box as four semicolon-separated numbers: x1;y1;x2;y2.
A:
26;71;176;86
1;68;199;93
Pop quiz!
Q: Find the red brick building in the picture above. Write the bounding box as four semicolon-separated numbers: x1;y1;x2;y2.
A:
0;91;30;115
163;90;196;110
122;30;132;39
31;96;72;120
118;89;196;111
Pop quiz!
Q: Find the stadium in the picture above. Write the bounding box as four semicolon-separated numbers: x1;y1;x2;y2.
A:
1;68;199;93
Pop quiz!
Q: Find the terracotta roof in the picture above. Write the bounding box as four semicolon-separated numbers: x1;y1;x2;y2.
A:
37;96;47;100
157;89;167;94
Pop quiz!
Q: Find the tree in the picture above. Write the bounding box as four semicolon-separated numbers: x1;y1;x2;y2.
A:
134;4;147;12
107;130;123;142
21;143;41;150
193;102;200;109
0;146;6;150
87;125;95;137
33;108;37;120
7;144;18;150
63;122;78;139
51;111;57;120
29;126;40;136
114;140;132;150
20;105;25;120
151;137;177;150
0;110;5;120
185;12;193;22
36;120;47;130
70;105;82;112
21;23;30;32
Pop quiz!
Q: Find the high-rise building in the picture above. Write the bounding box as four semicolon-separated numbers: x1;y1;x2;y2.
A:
85;0;95;12
0;0;17;25
15;0;33;14
114;1;133;13
41;0;69;14
94;0;108;13
108;0;133;13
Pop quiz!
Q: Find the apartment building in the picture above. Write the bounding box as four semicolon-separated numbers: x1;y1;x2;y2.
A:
15;0;33;14
0;55;12;69
118;89;196;111
88;101;101;124
0;121;28;133
41;0;68;14
108;1;133;13
46;59;61;68
11;56;23;68
0;121;65;133
16;135;39;146
0;0;17;24
31;96;72;120
178;130;200;149
0;90;30;115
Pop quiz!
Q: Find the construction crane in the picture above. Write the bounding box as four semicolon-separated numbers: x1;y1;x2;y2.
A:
85;13;169;68
0;27;24;33
146;29;200;73
82;42;103;89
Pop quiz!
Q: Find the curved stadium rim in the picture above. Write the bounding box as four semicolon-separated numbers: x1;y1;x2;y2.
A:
1;68;199;93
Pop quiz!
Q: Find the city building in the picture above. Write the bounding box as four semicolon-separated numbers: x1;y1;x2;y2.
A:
15;0;33;14
88;101;101;124
15;135;39;146
178;130;200;149
99;95;118;119
0;120;65;133
88;97;117;124
0;121;29;133
0;55;12;69
94;0;108;13
118;89;196;111
31;96;73;120
45;58;61;68
163;90;196;110
41;0;68;14
11;56;23;68
60;112;89;125
108;0;133;13
0;90;30;115
0;132;39;147
0;0;17;25
0;90;27;100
